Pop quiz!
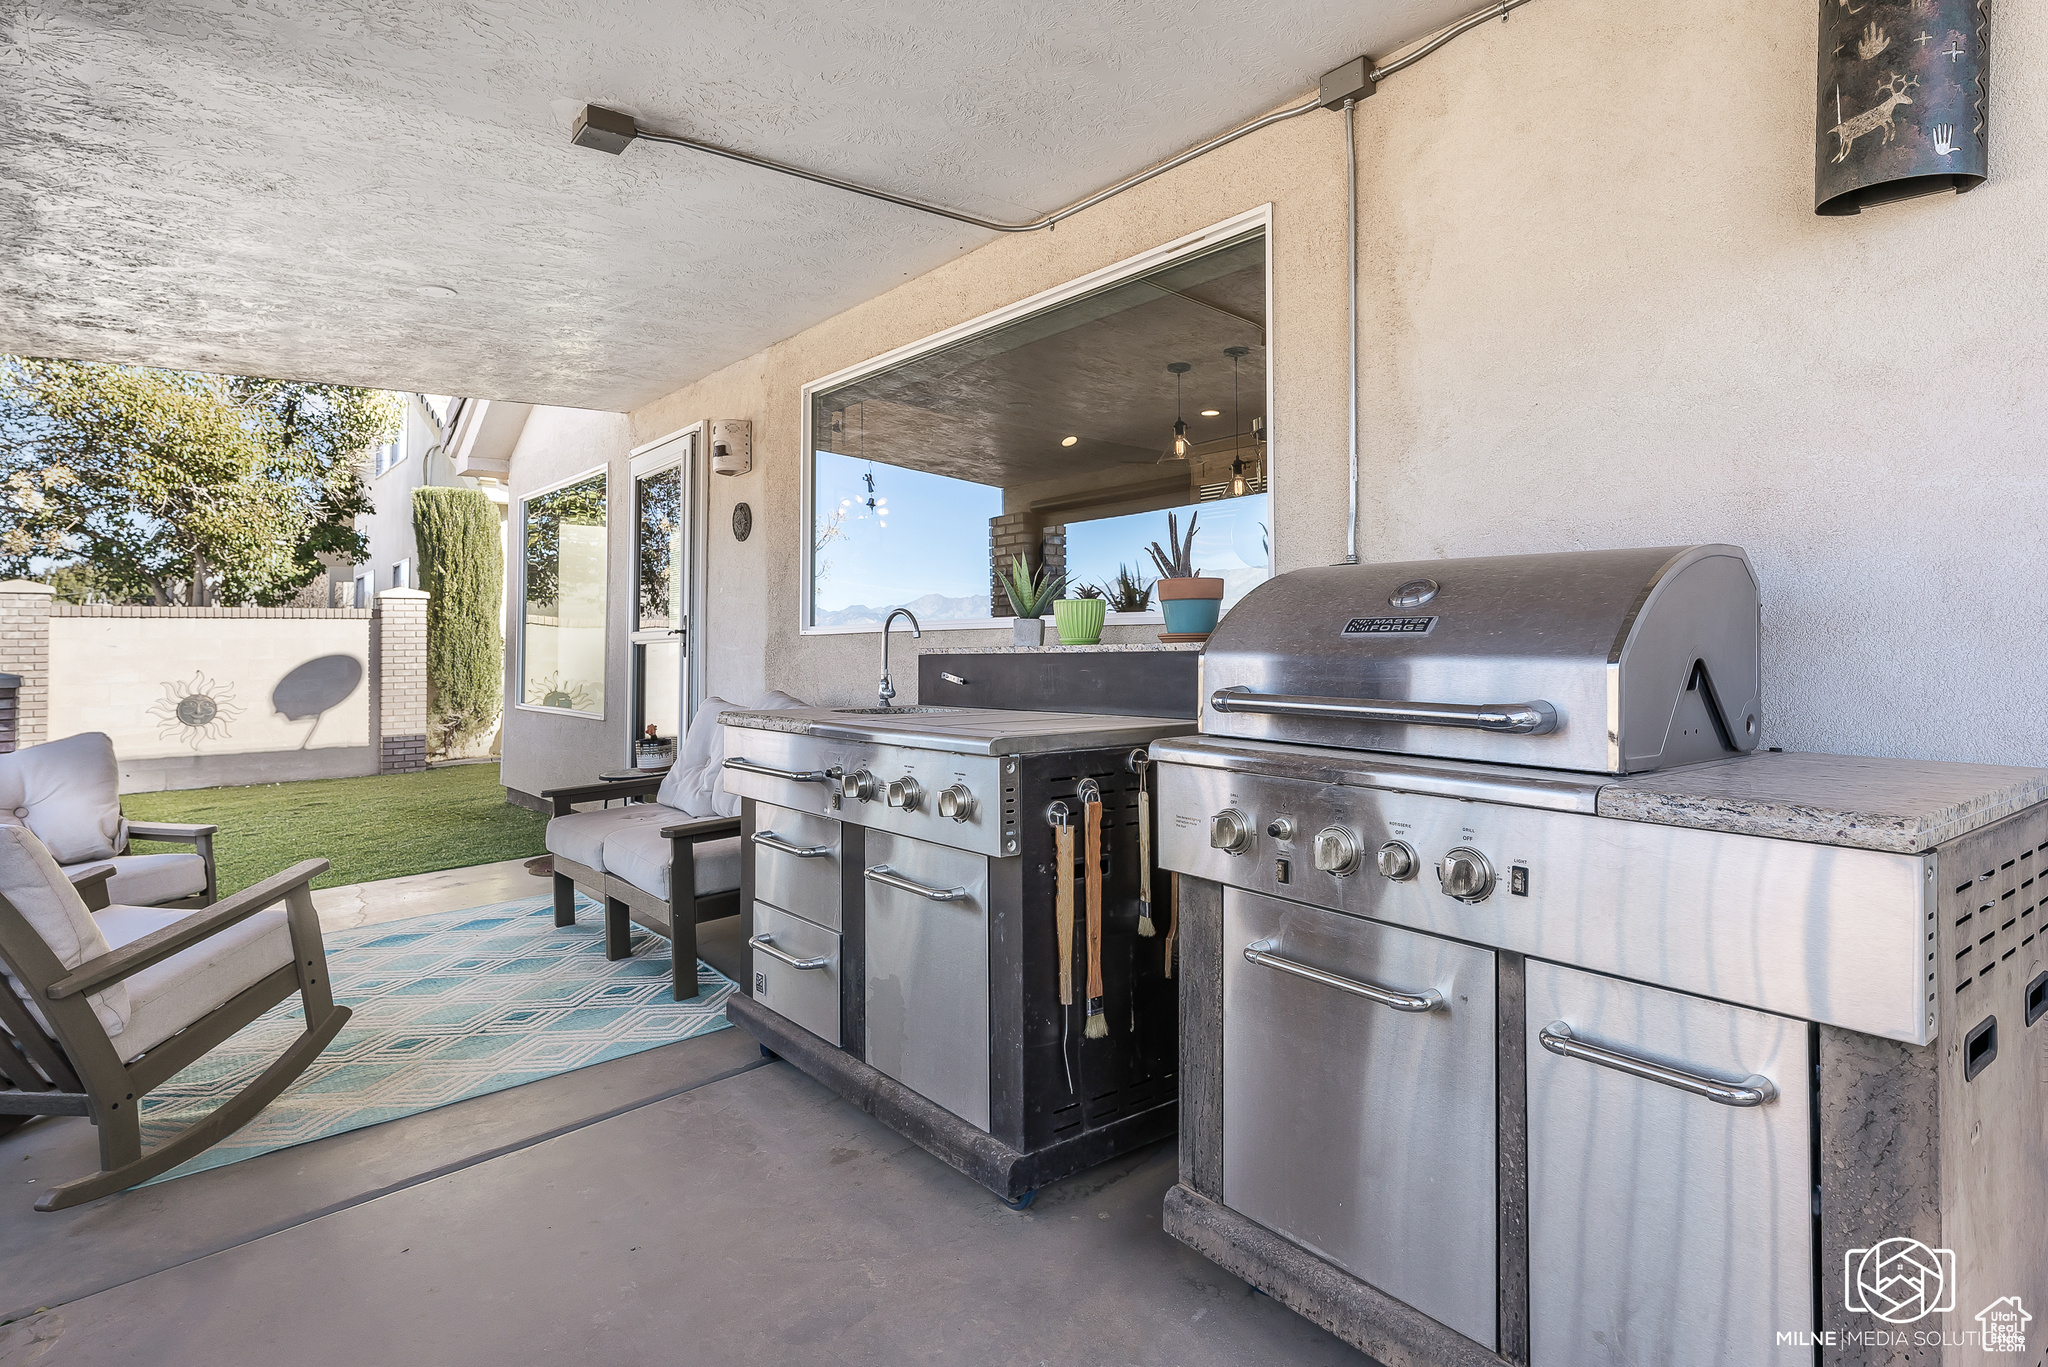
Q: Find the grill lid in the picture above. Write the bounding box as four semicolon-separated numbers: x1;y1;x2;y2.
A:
1200;545;1760;775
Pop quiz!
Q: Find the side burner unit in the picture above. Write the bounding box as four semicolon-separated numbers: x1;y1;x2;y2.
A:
718;706;1191;1208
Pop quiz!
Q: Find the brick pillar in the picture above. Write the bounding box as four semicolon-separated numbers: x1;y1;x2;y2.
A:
1040;523;1067;593
989;512;1045;617
0;581;55;748
371;588;429;774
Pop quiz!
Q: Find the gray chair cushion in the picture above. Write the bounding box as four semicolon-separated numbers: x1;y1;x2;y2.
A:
600;825;742;901
94;905;292;1062
0;824;127;1036
74;853;209;907
658;690;809;819
0;732;125;865
544;804;677;872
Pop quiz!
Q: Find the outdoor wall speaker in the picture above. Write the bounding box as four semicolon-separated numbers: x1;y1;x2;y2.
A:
570;104;638;156
1816;0;1987;214
712;420;752;477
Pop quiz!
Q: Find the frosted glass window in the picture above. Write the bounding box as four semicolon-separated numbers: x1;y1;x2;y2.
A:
520;473;607;716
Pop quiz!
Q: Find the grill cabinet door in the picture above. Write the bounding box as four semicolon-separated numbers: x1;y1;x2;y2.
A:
752;801;843;930
863;830;991;1132
1526;961;1812;1367
1223;889;1499;1349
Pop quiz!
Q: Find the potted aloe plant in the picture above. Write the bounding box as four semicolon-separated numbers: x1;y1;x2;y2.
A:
1000;554;1066;646
1054;584;1107;645
1146;512;1225;640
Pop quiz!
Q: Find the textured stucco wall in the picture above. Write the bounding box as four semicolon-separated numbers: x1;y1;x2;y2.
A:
630;0;2048;768
497;406;636;799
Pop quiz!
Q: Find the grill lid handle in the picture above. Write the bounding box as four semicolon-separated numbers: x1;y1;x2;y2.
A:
1209;687;1559;735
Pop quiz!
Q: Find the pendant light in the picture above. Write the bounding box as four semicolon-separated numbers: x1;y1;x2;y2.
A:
1159;362;1192;462
1224;346;1251;497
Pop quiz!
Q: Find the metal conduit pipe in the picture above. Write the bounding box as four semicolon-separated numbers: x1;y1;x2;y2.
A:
571;0;1538;561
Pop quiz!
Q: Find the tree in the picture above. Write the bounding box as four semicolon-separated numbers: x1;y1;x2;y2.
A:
0;357;398;605
413;487;504;754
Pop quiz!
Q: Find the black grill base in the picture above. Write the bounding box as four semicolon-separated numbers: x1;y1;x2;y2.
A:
729;992;1177;1204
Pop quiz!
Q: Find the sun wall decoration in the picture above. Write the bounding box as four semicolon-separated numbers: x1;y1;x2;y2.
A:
526;673;597;713
148;673;246;750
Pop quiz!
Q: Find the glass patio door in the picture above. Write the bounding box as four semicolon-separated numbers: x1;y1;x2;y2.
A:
630;432;691;765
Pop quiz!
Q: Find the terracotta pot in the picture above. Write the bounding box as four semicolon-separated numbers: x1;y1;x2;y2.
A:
1155;577;1225;637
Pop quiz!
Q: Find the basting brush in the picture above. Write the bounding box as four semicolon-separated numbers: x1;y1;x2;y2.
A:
1135;764;1156;937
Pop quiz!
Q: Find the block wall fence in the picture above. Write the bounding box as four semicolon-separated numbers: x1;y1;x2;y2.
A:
0;581;430;792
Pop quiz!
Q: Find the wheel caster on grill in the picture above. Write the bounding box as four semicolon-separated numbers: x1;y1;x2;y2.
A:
759;1044;779;1061
1001;1189;1037;1211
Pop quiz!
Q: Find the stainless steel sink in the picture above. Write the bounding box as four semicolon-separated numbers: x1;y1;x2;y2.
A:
830;706;968;715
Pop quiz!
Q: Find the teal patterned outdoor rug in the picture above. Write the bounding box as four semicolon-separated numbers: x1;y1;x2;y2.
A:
137;893;735;1184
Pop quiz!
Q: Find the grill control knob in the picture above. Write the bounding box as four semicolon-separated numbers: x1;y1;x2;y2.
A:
841;768;878;803
1438;847;1496;903
1312;826;1362;876
1209;809;1254;855
886;776;924;812
937;784;975;822
1376;841;1419;881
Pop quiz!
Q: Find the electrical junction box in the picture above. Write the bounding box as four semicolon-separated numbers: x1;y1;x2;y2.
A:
712;420;752;476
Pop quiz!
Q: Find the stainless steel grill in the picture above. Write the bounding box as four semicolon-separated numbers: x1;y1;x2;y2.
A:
1153;544;2048;1367
1199;543;1761;773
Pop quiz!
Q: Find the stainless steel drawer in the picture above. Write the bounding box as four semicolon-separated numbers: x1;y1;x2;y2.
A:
862;830;990;1132
751;902;842;1047
752;801;843;930
1526;961;1812;1367
1222;889;1499;1349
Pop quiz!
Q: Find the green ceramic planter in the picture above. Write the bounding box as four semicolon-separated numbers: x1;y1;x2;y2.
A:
1053;597;1107;645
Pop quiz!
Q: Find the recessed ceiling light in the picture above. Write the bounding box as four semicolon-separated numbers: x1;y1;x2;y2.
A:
415;285;458;298
1060;436;1078;446
1199;409;1221;417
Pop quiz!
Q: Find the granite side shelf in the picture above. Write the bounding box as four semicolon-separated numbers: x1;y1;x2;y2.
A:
1597;749;2048;853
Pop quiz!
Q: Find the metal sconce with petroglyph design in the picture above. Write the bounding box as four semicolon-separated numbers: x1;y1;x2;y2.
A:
1816;0;1987;214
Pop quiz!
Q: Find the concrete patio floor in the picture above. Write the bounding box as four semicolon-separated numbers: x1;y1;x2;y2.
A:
0;863;1369;1366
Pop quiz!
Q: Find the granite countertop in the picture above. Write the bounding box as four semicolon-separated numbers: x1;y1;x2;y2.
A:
923;643;1203;655
717;706;1194;756
1597;751;2048;853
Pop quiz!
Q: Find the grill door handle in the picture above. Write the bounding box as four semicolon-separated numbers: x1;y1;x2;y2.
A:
750;934;832;970
1242;939;1443;1013
724;757;836;784
753;831;833;858
1538;1022;1777;1107
1210;687;1559;736
864;864;971;902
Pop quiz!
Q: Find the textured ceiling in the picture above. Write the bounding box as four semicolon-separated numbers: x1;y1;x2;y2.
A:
0;0;1477;411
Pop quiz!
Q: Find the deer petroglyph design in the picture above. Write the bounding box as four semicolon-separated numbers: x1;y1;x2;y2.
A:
1830;74;1920;163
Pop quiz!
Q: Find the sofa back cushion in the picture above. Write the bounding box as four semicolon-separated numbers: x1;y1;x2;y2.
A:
657;691;809;818
0;732;125;864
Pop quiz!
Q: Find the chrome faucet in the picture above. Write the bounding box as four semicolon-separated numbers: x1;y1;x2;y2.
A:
878;608;921;708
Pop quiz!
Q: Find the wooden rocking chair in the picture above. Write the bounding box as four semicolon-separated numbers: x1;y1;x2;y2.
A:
0;825;350;1211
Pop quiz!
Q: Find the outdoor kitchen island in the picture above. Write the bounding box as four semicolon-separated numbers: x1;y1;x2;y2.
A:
1153;546;2048;1367
716;703;1193;1207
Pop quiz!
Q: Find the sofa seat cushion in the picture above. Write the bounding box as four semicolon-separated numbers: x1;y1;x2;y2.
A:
95;904;294;1063
75;853;209;908
600;825;742;902
544;804;678;872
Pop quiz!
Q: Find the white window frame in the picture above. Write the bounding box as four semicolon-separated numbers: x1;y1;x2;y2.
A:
797;204;1275;635
625;428;696;761
353;572;372;610
392;558;410;591
514;464;610;720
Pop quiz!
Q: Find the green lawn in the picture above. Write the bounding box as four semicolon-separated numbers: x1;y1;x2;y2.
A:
122;762;549;896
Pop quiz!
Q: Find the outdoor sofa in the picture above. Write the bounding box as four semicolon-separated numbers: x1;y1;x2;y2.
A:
543;692;805;1000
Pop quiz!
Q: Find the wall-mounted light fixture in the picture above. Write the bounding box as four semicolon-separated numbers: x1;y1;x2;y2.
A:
1815;0;1987;214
